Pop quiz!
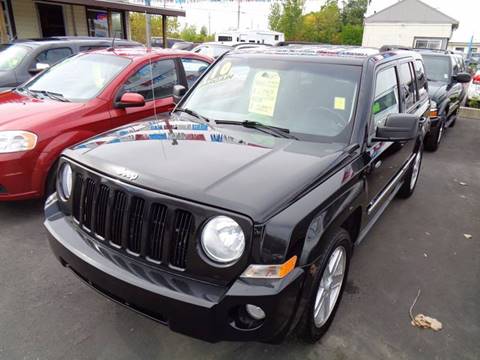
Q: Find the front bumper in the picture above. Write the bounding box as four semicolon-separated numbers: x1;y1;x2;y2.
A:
0;152;42;201
45;196;306;343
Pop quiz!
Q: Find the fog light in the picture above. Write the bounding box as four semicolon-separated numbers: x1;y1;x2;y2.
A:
245;304;266;320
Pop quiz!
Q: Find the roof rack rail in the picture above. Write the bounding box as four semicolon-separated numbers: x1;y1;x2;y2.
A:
380;45;412;52
413;48;454;54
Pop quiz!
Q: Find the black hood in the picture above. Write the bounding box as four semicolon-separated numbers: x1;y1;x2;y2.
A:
64;115;347;221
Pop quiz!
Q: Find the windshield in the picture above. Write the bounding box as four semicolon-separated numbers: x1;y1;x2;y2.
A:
182;56;361;142
25;53;130;101
194;45;231;58
0;45;30;71
422;55;451;82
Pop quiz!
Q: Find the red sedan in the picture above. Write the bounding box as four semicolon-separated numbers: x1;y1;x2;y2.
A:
0;48;212;201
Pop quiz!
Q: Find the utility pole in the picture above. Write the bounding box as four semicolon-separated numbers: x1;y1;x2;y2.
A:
237;0;240;30
208;13;211;35
145;0;151;48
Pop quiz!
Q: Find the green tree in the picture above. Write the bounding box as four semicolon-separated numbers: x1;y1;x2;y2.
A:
340;24;363;45
300;1;342;44
341;0;368;26
280;0;305;40
268;2;282;32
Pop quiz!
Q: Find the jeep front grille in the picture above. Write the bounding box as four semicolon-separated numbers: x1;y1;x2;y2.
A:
71;173;193;270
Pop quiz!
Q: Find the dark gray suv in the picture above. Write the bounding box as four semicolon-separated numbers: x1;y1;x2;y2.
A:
0;37;140;91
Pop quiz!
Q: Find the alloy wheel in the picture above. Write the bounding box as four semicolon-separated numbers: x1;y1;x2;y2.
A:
313;246;346;328
410;151;422;190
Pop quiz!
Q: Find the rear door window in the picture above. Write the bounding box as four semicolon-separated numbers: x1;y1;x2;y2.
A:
398;62;416;110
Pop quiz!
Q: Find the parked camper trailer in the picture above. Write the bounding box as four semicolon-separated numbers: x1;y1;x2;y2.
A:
215;30;284;45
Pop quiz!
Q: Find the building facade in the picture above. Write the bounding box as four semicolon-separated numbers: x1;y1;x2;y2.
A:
0;0;184;43
362;0;458;50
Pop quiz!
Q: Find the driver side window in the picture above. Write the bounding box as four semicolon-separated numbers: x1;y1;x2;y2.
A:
121;59;178;101
371;67;400;133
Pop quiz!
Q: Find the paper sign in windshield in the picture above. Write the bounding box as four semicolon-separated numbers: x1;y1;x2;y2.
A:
248;71;280;117
334;97;346;110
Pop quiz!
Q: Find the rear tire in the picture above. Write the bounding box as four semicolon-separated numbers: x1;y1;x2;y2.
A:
397;147;423;199
296;228;352;343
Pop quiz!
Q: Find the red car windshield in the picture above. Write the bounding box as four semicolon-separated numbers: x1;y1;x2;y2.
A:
25;53;131;102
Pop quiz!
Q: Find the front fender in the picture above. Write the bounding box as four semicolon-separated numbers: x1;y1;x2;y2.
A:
258;156;366;266
31;130;100;196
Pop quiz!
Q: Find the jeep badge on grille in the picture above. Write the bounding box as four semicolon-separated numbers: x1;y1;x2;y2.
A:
117;167;138;181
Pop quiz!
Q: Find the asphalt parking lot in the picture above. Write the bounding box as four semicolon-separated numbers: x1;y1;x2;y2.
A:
1;117;479;360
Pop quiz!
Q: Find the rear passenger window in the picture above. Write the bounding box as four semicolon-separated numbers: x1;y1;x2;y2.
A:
414;60;428;98
35;47;73;66
372;67;399;130
398;62;416;109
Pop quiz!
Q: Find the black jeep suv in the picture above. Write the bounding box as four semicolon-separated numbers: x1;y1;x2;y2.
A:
418;50;471;150
45;46;428;343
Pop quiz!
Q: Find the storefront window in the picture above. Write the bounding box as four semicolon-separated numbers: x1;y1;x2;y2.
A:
87;9;125;39
87;9;109;37
111;12;124;39
0;0;13;43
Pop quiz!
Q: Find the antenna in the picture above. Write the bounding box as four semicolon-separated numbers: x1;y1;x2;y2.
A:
107;31;119;52
146;11;159;121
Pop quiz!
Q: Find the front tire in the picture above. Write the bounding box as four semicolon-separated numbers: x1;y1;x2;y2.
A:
424;119;444;152
397;147;423;199
296;228;352;343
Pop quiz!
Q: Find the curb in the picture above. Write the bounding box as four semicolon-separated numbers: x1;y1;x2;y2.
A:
459;106;480;120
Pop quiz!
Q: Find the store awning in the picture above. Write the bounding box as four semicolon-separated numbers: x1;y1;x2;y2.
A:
54;0;185;17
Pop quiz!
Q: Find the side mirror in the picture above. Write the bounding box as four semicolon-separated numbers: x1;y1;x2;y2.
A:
173;84;187;104
373;113;419;142
115;92;145;109
452;72;471;83
29;62;50;75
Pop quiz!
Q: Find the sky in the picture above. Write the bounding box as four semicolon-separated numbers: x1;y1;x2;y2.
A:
142;0;479;43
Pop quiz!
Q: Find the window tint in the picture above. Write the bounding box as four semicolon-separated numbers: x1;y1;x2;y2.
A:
181;58;209;87
121;59;177;101
372;67;399;129
398;62;416;109
414;60;428;98
35;47;73;66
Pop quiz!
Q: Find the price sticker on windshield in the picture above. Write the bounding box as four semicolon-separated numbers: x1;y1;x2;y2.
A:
334;97;346;110
248;71;280;117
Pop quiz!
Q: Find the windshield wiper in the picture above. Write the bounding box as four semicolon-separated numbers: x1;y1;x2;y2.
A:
15;87;39;99
214;120;297;139
173;108;211;124
30;90;70;102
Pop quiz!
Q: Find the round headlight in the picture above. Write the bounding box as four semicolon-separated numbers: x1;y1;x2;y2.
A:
58;163;73;200
201;216;245;263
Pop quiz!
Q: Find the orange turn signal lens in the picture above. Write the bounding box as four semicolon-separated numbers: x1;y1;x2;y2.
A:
429;108;438;118
241;256;297;279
